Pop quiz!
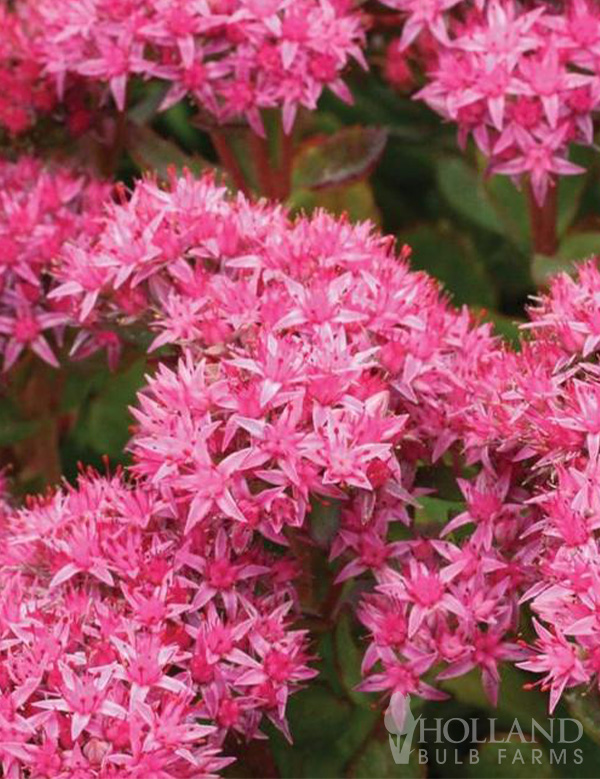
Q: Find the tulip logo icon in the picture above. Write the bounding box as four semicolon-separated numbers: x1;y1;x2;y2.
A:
385;693;421;765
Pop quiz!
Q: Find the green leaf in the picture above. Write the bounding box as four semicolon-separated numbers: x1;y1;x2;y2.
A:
335;613;371;708
292;126;387;191
565;689;600;747
557;175;587;237
158;101;204;151
485;175;531;251
417;464;471;503
475;239;533;301
437;157;504;235
476;171;586;256
414;496;463;530
127;82;169;126
558;232;600;263
73;358;147;460
317;632;347;697
127;124;210;179
348;735;425;778
402;224;497;308
266;660;422;778
310;497;341;548
441;666;548;727
284;685;352;747
289;180;381;224
531;253;578;287
321;78;450;146
60;369;105;413
268;707;378;779
531;232;600;286
334;707;380;765
0;399;37;446
561;727;600;779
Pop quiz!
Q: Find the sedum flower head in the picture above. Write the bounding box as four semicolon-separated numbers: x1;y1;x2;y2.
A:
385;0;600;203
0;470;313;776
17;167;600;725
33;0;366;134
0;157;111;372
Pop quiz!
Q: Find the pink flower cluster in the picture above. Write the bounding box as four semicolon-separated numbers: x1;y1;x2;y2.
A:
346;256;600;711
504;262;600;711
0;157;110;372
345;243;600;714
0;4;56;136
34;0;365;135
0;469;313;777
389;0;600;204
54;170;503;542
7;164;600;760
383;257;600;712
55;171;538;712
344;469;531;707
379;0;468;51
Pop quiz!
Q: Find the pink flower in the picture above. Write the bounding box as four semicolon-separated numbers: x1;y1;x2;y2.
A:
379;560;467;638
458;1;543;66
519;621;589;713
35;0;366;134
0;302;66;370
35;665;126;741
380;0;463;50
0;4;57;135
0;470;311;775
493;123;584;205
0;157;110;372
517;46;594;128
404;0;600;201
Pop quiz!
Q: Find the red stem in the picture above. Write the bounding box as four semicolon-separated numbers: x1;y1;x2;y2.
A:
528;178;558;257
275;123;295;202
250;132;275;199
99;108;128;178
210;130;250;196
14;361;63;486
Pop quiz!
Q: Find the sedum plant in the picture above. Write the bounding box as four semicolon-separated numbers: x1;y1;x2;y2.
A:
2;2;600;778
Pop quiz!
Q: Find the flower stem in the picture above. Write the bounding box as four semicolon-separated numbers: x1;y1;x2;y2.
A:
250;132;275;199
274;122;295;202
100;90;129;177
528;178;558;257
210;129;250;196
13;361;63;486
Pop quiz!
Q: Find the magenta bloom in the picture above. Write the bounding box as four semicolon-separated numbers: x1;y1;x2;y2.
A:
53;169;535;714
0;3;57;135
0;157;110;372
400;0;600;203
34;0;365;135
0;471;312;776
